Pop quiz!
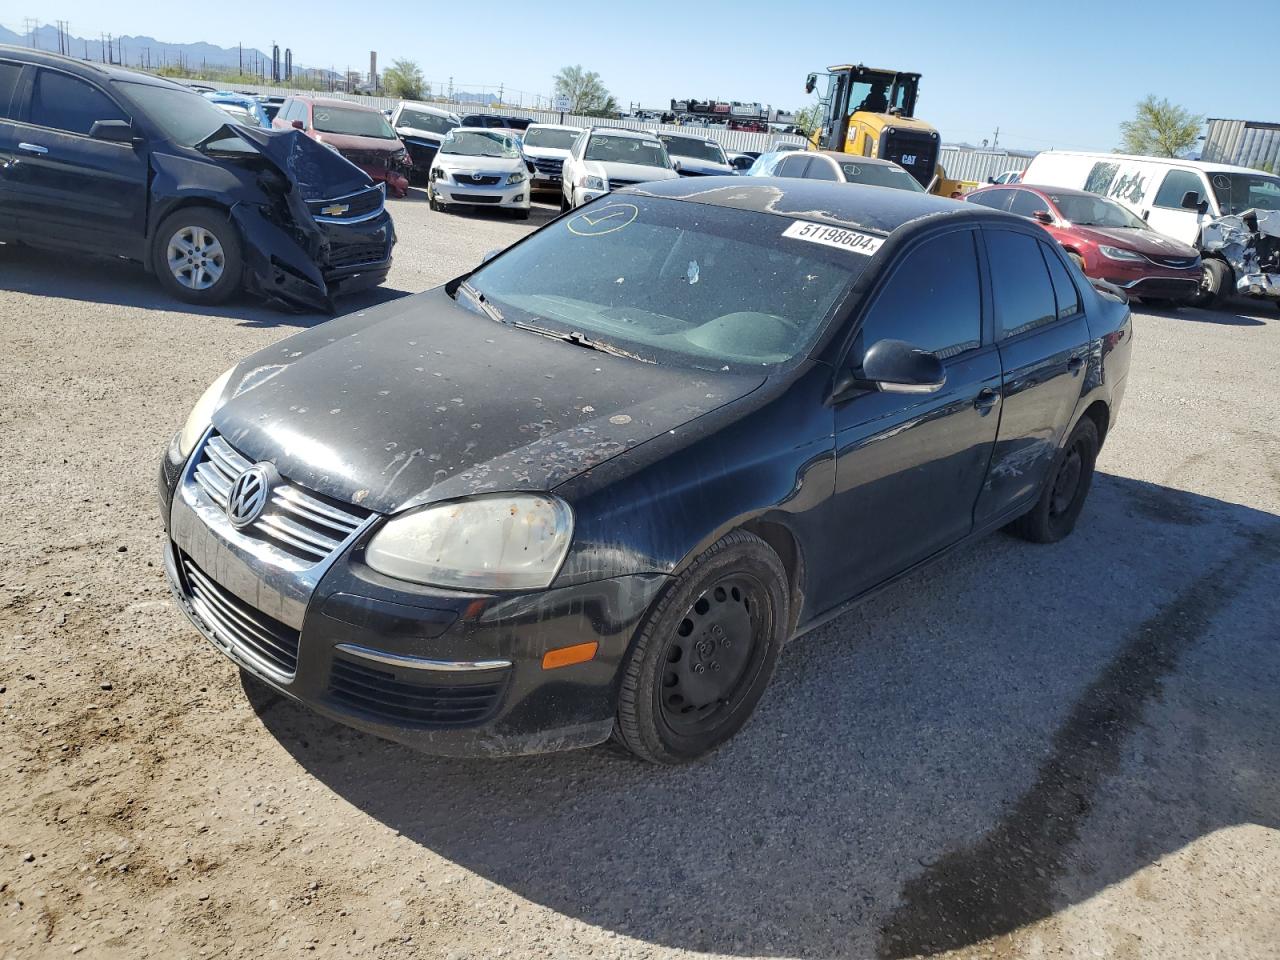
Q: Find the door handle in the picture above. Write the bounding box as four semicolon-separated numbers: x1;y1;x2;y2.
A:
1067;356;1085;375
18;142;48;155
973;388;999;413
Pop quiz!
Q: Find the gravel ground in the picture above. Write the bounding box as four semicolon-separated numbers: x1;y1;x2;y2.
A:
2;189;1278;960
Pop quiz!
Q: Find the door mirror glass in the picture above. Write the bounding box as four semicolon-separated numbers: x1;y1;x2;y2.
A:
89;119;135;143
526;160;536;174
1031;209;1053;224
1180;190;1201;210
857;338;946;394
291;119;305;130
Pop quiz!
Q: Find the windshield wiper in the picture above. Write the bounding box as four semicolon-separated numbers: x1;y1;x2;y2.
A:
509;322;654;363
458;281;504;323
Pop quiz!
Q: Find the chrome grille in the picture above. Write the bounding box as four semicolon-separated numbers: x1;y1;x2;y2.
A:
181;551;300;677
193;433;371;564
306;184;385;223
1144;254;1199;269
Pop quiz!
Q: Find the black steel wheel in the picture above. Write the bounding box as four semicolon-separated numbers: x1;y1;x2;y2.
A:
1009;416;1098;544
614;530;789;763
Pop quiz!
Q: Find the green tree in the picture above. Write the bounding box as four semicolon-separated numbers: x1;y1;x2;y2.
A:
793;101;822;139
553;65;617;117
1119;95;1201;158
382;59;426;100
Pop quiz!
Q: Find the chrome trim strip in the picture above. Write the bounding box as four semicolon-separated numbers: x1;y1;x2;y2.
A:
334;643;512;672
313;207;386;225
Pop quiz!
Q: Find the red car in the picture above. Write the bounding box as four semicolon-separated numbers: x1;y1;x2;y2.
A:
273;96;410;198
967;184;1202;306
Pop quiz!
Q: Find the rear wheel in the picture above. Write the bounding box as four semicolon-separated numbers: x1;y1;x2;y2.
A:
1009;417;1099;544
1190;259;1230;307
560;191;572;213
151;208;242;306
614;531;789;764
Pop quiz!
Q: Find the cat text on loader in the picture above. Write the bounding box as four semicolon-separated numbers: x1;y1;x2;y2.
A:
805;64;963;197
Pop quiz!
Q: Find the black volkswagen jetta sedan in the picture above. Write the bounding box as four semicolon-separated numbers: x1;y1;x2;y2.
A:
158;178;1133;763
0;47;394;310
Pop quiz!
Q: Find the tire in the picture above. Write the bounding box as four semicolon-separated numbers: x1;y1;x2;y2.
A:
1067;252;1086;273
513;207;531;221
613;530;789;764
151;208;242;306
1190;259;1230;307
560;191;572;213
1009;416;1099;544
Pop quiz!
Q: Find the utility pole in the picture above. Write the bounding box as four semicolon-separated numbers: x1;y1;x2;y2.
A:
23;18;38;48
992;126;1000;150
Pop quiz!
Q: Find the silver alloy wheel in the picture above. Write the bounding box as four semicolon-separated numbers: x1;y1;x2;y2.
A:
165;225;226;291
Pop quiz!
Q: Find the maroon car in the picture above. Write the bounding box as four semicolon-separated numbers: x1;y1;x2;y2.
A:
273;96;410;198
968;184;1202;306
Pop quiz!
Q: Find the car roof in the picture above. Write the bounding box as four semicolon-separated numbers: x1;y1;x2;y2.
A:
526;123;579;132
396;101;455;115
1038;149;1272;177
814;151;901;167
623;177;992;235
0;44;186;88
296;96;378;111
590;127;661;141
453;126;517;137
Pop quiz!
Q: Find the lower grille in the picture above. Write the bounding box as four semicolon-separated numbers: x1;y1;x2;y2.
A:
329;657;507;726
181;552;300;676
328;242;389;269
451;194;501;204
192;433;372;564
451;173;502;186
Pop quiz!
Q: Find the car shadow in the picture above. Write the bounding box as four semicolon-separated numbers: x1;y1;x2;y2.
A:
245;474;1280;958
1147;299;1274;325
0;242;412;328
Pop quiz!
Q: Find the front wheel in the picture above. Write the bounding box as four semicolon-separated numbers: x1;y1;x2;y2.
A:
1009;417;1099;544
1190;259;1230;307
151;209;243;306
614;531;789;764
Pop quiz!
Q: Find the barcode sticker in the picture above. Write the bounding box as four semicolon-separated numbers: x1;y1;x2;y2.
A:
782;220;884;256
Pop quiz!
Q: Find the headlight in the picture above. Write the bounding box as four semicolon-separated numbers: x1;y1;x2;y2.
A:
1099;244;1144;262
507;171;526;185
177;367;234;459
582;175;606;191
365;494;574;591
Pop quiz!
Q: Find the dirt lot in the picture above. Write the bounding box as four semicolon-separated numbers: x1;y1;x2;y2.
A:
2;191;1278;960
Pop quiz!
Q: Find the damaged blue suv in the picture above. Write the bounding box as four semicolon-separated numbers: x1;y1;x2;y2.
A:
0;47;394;310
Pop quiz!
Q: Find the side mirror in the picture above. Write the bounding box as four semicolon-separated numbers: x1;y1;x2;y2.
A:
731;156;753;171
291;119;305;130
672;158;683;172
1197;199;1209;215
526;160;536;174
89;119;136;144
480;248;502;265
831;339;946;401
1180;190;1201;210
1031;209;1053;224
987;176;996;184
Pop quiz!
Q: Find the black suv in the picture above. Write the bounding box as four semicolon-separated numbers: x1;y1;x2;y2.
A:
459;113;532;132
0;47;394;310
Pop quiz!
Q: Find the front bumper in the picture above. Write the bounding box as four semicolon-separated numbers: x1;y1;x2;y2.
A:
1236;271;1280;299
158;442;665;756
431;177;530;209
1110;275;1202;301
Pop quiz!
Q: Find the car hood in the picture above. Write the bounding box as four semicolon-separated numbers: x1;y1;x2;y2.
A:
213;288;764;515
432;153;524;173
1068;224;1199;258
587;160;679;182
198;123;372;200
523;145;572;160
314;131;404;153
395;127;447;143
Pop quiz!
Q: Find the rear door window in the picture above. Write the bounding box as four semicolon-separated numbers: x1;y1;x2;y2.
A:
776;154;811;178
0;60;22;119
1039;241;1081;319
969;189;1013;212
29;69;127;135
805;157;839;181
986;230;1059;339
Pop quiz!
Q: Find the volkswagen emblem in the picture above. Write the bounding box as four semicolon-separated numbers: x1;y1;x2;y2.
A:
226;464;274;529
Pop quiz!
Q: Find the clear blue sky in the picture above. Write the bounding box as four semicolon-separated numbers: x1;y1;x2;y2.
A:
4;0;1270;152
